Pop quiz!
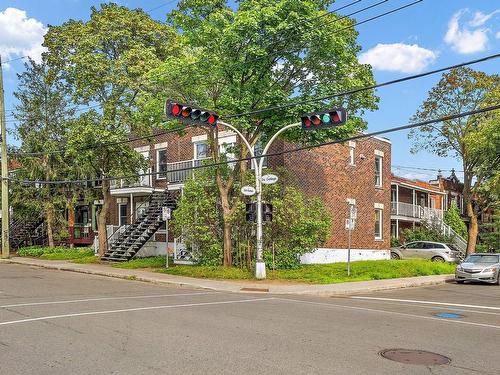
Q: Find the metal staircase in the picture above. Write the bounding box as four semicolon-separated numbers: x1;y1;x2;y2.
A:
101;190;177;262
421;208;467;261
8;216;46;249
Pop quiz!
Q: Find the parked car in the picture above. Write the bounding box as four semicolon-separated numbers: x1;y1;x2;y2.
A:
390;241;458;262
455;253;500;284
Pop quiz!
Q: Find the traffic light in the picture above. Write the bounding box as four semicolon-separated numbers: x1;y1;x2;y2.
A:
165;99;219;127
262;203;273;222
301;108;347;130
246;203;256;222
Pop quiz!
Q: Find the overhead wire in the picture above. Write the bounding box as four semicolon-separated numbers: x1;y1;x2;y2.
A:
6;104;499;185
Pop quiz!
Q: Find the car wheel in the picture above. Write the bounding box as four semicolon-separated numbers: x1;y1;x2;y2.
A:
495;274;500;286
431;256;445;262
391;252;400;260
456;280;465;284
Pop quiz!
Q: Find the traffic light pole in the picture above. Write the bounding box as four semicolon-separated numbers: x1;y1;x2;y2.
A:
219;121;301;279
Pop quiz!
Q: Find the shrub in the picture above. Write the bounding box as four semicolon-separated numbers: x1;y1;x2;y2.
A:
444;202;468;239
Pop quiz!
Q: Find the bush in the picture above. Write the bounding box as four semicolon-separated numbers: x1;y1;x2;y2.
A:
444;202;468;239
391;237;401;247
400;224;454;244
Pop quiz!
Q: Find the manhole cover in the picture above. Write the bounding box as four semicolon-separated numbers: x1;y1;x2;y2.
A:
380;349;451;366
434;312;464;319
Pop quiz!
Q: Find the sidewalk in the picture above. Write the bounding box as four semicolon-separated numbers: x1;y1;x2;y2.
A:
0;257;455;297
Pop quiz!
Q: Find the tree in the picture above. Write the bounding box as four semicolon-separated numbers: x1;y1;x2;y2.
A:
140;0;378;266
409;67;500;254
171;167;331;269
13;58;75;247
478;209;500;252
443;202;468;239
43;4;178;254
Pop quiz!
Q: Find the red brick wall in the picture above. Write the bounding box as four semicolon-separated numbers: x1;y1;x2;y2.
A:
276;137;391;250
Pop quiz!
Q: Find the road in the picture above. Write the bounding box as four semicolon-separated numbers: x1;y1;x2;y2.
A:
0;263;499;375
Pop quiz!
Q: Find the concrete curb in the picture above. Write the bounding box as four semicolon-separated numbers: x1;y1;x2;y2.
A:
0;258;455;297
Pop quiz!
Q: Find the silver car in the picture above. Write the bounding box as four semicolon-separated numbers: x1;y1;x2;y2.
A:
390;241;458;262
455;253;500;284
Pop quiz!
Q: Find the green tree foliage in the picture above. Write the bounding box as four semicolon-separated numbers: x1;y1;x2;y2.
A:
171;167;331;269
43;4;178;254
478;209;500;252
444;202;468;239
141;0;378;265
400;225;454;245
13;58;76;247
409;67;500;254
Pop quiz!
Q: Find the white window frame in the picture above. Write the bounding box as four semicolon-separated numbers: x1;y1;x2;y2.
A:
193;141;209;160
375;155;383;188
156;148;168;180
348;141;356;166
374;208;383;240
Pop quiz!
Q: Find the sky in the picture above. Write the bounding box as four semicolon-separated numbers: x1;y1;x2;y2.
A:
1;0;499;183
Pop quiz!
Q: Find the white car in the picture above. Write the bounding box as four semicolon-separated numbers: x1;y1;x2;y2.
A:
390;241;459;262
455;253;500;284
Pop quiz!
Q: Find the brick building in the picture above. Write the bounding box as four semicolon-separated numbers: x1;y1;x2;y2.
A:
70;127;392;263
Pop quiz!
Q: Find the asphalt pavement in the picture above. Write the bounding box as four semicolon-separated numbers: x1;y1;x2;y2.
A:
0;262;499;375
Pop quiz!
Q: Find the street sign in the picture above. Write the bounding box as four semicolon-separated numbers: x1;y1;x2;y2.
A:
345;218;355;230
241;186;256;196
349;205;357;219
261;174;278;185
162;207;171;221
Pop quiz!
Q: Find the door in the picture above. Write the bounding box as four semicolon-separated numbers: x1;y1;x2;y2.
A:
401;242;424;259
118;203;128;227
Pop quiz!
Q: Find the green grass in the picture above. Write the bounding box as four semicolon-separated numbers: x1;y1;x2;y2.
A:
17;246;95;261
112;256;167;269
155;259;455;284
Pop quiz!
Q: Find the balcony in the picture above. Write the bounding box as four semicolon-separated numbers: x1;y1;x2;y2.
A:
110;170;154;195
165;159;208;184
391;202;443;221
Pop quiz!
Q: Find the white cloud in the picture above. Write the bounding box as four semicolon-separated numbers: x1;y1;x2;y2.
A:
0;8;46;66
469;10;499;27
496;31;500;39
358;43;437;74
444;10;488;54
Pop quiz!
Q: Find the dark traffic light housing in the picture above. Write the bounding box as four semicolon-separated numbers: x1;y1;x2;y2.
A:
245;202;273;223
301;108;347;131
165;99;219;127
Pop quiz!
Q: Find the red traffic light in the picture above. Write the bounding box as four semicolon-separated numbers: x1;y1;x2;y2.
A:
301;108;347;131
165;99;218;127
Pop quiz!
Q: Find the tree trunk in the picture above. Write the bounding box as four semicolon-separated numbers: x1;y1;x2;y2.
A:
97;179;111;256
46;203;55;248
466;200;478;255
67;198;75;248
223;221;232;267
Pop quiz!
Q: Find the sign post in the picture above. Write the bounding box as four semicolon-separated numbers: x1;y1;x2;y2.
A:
346;204;357;276
162;207;171;268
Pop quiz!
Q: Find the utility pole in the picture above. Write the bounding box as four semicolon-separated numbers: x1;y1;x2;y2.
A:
0;55;10;258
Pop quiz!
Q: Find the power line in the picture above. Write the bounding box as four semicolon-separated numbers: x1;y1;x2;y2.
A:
7;104;499;185
392;165;464;173
9;123;199;157
4;0;420;124
223;52;500;118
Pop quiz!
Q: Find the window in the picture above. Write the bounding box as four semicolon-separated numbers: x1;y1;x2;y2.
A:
374;208;383;240
375;156;383;187
118;204;128;226
156;149;167;179
195;142;209;160
348;141;356;165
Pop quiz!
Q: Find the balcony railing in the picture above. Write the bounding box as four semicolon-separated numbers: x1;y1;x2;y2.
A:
165;159;208;184
391;202;443;220
111;170;152;189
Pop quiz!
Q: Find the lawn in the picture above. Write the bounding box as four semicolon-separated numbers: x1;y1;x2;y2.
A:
17;246;96;261
113;257;456;284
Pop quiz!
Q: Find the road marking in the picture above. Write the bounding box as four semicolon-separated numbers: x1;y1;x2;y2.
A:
277;298;500;330
349;299;500;316
0;297;275;327
350;296;500;311
0;292;218;309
